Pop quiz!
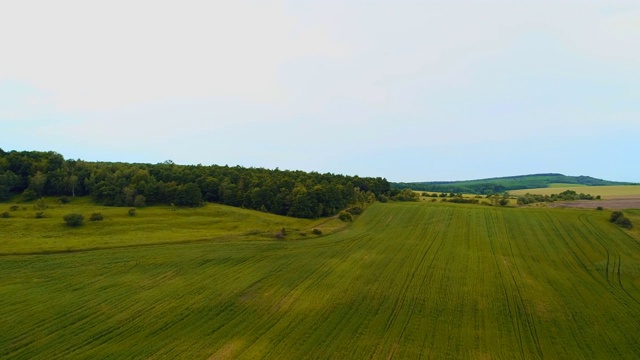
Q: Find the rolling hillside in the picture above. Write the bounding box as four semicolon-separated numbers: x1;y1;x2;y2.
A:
392;173;637;194
1;202;639;358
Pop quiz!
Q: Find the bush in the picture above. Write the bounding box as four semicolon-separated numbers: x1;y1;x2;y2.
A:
63;213;84;227
128;208;137;216
347;206;363;215
9;205;19;211
274;228;286;239
1;212;9;218
22;189;38;202
58;196;70;204
610;211;624;223
498;199;509;206
35;198;47;210
312;228;322;235
616;216;633;229
610;211;633;229
596;206;604;211
338;210;354;222
90;212;104;221
35;211;45;219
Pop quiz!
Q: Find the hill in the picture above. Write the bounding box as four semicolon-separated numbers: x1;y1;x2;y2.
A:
1;202;639;358
392;173;637;194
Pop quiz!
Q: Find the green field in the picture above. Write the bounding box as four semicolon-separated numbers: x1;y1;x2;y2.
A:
510;185;640;199
547;183;588;188
1;202;640;359
0;198;341;255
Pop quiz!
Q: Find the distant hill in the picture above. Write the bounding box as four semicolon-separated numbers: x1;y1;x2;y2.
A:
391;173;638;195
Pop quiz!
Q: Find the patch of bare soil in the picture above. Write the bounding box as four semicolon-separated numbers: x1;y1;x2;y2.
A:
549;196;640;210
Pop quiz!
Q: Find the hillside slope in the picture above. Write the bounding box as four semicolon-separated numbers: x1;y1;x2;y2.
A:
393;173;636;194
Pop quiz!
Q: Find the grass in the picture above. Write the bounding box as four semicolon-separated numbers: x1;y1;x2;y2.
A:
0;197;341;255
1;201;640;358
510;185;640;199
547;183;588;188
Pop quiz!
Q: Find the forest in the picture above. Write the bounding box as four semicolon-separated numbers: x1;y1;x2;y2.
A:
0;149;390;218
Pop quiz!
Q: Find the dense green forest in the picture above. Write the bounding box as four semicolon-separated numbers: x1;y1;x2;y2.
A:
0;149;390;218
393;173;635;195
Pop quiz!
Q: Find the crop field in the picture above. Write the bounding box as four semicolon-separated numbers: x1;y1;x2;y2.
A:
510;185;640;199
1;202;640;359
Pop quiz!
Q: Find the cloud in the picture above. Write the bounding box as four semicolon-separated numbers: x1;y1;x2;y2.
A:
0;0;346;110
1;1;639;181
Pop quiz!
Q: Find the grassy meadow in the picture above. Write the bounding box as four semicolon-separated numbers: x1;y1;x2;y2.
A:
510;185;640;199
1;201;640;359
0;198;341;255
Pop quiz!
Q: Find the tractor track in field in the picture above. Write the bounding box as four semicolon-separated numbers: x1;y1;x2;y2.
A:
500;211;543;358
542;213;602;285
385;208;451;359
4;202;640;359
578;214;640;308
372;218;430;359
485;210;526;359
235;230;372;358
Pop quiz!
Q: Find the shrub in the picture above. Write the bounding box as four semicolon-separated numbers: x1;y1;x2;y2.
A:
128;208;137;216
63;213;84;227
1;212;9;218
274;228;286;239
35;211;45;219
610;211;633;229
498;199;509;206
35;198;47;210
90;212;104;221
378;195;388;203
22;189;38;202
610;211;624;223
347;206;363;215
596;206;604;211
58;196;70;204
312;228;322;235
616;216;633;229
338;210;353;222
10;205;19;211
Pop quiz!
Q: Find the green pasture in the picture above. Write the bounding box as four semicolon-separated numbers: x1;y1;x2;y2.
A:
1;202;640;359
510;185;640;198
0;198;338;255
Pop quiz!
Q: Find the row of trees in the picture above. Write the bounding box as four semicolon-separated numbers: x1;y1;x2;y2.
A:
516;190;599;205
0;149;391;218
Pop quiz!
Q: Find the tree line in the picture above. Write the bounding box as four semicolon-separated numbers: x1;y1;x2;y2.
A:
0;149;391;218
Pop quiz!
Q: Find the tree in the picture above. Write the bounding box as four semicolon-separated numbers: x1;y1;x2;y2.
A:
288;184;318;218
174;183;203;207
134;195;146;208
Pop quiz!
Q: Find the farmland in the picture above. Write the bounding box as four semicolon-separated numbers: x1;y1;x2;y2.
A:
2;201;640;359
510;185;640;199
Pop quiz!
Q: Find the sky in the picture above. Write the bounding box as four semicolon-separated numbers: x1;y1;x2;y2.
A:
1;0;639;183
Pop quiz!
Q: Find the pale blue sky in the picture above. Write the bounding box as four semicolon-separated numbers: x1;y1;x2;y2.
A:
1;0;639;182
